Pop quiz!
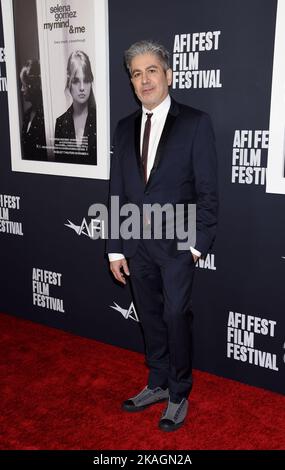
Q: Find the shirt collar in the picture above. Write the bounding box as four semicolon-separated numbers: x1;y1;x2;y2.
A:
142;94;171;120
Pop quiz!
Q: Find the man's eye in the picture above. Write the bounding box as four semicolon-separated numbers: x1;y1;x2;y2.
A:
72;78;79;84
133;72;140;79
149;69;156;73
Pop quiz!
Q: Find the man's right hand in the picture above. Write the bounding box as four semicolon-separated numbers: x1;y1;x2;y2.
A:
109;258;130;285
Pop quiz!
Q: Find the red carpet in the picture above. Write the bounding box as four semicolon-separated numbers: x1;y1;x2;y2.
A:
0;312;284;450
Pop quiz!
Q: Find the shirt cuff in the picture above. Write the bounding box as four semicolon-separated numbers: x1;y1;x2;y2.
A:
190;246;201;257
108;253;125;262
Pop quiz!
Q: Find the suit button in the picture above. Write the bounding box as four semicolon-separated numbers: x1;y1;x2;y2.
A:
145;191;149;195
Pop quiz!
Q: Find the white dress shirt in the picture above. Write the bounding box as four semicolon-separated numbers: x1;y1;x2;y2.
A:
109;95;201;261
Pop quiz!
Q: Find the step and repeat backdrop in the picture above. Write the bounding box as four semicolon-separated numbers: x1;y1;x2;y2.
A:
0;0;284;395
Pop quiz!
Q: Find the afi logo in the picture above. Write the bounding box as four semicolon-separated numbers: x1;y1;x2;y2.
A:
110;301;139;322
65;203;106;239
65;218;104;239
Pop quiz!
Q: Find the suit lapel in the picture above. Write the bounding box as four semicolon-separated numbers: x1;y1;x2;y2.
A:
133;98;180;188
134;111;145;183
145;98;179;190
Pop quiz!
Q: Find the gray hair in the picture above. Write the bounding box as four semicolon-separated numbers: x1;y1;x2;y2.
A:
124;40;171;74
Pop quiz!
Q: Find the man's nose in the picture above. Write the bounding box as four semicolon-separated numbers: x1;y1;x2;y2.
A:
141;71;150;84
79;80;85;90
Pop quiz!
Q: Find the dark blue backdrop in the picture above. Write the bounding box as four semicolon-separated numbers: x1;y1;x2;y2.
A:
0;0;284;395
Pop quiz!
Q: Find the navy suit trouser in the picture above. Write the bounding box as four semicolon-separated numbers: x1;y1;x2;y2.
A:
129;238;195;403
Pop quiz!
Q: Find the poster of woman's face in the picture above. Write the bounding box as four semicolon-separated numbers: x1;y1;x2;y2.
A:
1;0;110;179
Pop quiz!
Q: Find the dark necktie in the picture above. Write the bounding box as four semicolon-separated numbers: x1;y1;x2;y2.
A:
141;112;153;183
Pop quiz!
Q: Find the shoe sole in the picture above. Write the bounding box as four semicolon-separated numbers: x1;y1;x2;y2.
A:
158;420;185;432
122;397;168;412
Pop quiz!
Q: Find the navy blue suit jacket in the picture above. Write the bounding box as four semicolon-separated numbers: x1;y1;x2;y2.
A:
106;98;218;258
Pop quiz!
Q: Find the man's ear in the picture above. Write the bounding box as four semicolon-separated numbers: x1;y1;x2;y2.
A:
166;68;172;86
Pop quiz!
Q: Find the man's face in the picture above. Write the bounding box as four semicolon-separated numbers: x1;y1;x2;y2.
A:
130;53;172;110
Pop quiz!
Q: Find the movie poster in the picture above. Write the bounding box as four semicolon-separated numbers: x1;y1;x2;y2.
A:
267;0;285;194
1;0;109;179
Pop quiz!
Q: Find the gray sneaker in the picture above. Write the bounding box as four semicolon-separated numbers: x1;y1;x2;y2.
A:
159;398;188;431
122;386;169;412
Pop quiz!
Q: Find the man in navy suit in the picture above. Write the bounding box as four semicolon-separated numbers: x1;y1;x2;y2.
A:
107;40;218;431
